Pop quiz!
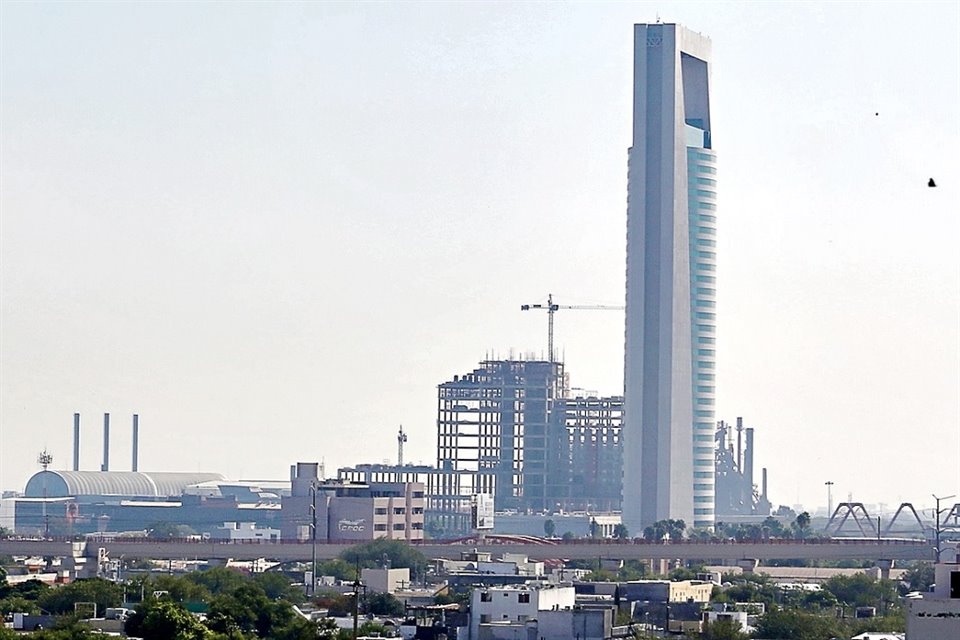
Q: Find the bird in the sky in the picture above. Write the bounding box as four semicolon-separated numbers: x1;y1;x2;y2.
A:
928;178;937;187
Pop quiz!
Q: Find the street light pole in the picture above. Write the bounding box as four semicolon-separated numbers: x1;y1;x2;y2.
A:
825;481;834;518
932;493;956;563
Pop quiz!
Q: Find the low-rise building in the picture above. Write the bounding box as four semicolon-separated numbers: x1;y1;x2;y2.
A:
281;462;425;542
470;582;575;640
906;550;960;640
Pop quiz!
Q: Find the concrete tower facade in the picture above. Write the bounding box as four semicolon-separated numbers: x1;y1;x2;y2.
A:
623;23;716;533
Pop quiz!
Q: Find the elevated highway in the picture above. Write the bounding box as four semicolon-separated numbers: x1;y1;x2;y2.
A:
0;537;934;563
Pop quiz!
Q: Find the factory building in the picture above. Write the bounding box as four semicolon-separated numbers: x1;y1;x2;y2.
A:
14;470;282;536
714;417;772;518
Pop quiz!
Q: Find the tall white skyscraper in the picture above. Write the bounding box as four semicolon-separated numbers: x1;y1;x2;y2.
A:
622;23;716;533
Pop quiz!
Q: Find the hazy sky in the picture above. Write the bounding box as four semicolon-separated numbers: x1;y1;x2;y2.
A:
2;1;957;515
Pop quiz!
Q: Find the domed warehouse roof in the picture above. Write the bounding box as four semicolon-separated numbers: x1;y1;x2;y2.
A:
24;470;225;499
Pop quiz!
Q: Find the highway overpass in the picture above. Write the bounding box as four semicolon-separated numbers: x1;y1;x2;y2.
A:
0;538;934;564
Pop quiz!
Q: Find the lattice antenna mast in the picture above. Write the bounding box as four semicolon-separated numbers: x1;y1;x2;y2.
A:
397;426;407;467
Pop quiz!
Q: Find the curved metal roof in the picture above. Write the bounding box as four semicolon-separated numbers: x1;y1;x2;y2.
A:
24;470;225;498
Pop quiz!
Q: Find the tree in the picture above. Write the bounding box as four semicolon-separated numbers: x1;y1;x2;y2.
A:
340;539;427;575
543;519;556;538
613;523;629;539
561;531;576;542
186;567;248;596
792;512;812;539
823;573;898;608
752;608;844;640
36;578;123;615
253;572;304;603
317;618;340;639
126;599;211;640
903;562;935;593
367;591;404;616
643;519;686;541
701;618;749;640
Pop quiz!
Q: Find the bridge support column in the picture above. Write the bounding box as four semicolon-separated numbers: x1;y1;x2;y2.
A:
737;559;759;573
876;559;894;581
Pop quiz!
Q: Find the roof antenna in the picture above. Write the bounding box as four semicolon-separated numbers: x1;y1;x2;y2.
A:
656;13;661;23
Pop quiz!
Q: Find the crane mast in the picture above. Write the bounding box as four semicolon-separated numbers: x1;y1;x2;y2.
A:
520;293;624;362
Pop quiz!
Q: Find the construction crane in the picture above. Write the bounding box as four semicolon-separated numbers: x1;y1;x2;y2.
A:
520;293;624;362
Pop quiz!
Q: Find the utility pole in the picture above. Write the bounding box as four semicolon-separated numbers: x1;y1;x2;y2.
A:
932;493;956;563
310;482;318;596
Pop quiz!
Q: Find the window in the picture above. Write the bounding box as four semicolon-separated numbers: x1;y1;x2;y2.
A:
699;361;715;368
697;323;715;333
698;213;716;223
695;496;713;503
695;446;714;454
696;287;716;296
694;483;713;490
393;523;405;530
696;238;716;247
698;226;716;235
697;152;713;161
374;508;387;515
695;471;712;478
697;373;715;381
696;189;715;198
698;250;716;259
694;435;713;442
696;385;714;393
696;263;715;271
695;312;716;320
698;349;715;356
480;614;491;623
696;177;716;186
694;508;715;515
696;397;714;405
695;275;716;284
374;524;387;531
481;592;492;602
698;165;717;174
394;508;405;515
412;523;423;530
695;459;713;467
518;593;530;603
695;409;713;417
698;337;715;345
699;202;717;211
695;300;715;308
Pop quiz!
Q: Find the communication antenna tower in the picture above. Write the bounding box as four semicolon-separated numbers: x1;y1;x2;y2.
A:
397;426;407;466
38;449;53;536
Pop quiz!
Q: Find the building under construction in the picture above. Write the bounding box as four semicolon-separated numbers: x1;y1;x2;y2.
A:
714;417;772;517
436;359;626;514
437;359;568;511
556;395;623;512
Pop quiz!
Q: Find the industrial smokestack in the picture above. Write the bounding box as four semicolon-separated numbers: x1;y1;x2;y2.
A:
761;467;768;501
101;413;110;472
745;427;755;496
132;414;139;472
736;417;743;474
73;413;81;471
